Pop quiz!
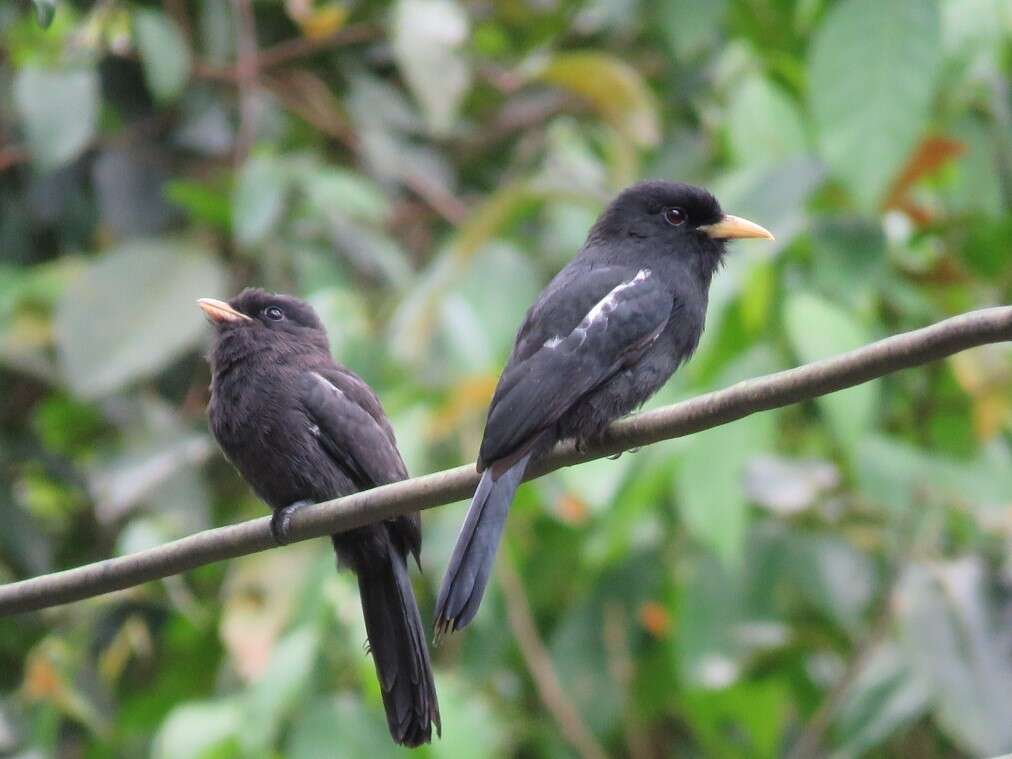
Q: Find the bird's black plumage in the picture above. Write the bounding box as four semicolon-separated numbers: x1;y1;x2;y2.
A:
201;288;439;747
434;181;773;636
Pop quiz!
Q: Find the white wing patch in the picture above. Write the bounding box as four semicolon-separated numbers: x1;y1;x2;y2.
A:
311;371;345;397
570;269;651;344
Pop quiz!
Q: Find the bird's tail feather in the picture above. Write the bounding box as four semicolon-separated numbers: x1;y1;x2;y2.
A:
358;544;441;747
433;451;532;638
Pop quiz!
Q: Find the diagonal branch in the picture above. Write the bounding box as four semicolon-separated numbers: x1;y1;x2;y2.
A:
1;306;1010;615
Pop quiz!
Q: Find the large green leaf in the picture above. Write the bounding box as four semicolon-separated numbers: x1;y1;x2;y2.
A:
784;292;878;451
32;0;56;28
658;0;727;60
536;52;660;148
675;411;773;568
831;643;930;758
390;0;471;136
152;699;241;759
896;559;1012;754
808;0;941;207
14;66;98;170
54;241;227;398
727;74;808;167
241;627;320;753
134;10;192;103
287;695;401;759
232;154;291;247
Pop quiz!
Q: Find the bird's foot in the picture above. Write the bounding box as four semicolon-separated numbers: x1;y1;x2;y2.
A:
270;499;314;546
432;617;454;646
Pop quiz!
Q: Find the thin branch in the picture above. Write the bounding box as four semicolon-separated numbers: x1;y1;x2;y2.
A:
498;553;609;759
0;306;1009;615
192;22;380;82
603;603;652;759
255;23;380;70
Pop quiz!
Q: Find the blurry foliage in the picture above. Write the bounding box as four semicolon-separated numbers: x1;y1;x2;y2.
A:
1;0;1011;756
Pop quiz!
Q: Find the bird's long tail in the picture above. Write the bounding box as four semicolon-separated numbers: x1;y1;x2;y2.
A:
433;451;533;638
356;539;441;747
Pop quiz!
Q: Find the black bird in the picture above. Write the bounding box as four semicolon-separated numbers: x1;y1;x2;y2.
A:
434;181;773;637
199;289;439;747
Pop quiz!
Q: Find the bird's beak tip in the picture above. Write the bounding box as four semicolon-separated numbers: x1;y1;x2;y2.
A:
197;297;250;324
702;214;775;242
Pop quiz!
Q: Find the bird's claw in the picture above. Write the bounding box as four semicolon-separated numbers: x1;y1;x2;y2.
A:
432;617;454;646
270;499;313;546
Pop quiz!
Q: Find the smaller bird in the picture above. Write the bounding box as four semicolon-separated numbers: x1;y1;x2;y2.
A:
199;289;439;747
434;181;773;638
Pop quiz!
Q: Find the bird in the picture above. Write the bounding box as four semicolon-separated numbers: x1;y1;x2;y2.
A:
433;180;773;638
198;288;439;747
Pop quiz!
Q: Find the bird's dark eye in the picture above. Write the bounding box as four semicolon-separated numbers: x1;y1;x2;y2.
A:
664;207;687;226
264;306;285;321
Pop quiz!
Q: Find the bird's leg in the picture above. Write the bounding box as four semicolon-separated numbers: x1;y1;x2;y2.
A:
270;499;314;545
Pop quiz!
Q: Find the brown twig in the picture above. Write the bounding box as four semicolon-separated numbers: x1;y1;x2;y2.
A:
0;306;1010;614
603;603;652;759
498;553;609;759
256;22;380;69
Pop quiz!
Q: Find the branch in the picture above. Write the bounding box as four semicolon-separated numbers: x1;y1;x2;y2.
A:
1;306;1009;615
499;553;609;759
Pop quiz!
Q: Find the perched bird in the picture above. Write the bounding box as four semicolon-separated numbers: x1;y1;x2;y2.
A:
434;181;773;637
199;289;439;747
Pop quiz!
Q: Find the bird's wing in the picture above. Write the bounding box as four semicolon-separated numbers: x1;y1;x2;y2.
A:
299;369;421;558
301;369;408;486
478;268;671;467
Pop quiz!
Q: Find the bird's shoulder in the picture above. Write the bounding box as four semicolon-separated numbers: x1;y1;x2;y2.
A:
510;263;659;366
298;361;397;440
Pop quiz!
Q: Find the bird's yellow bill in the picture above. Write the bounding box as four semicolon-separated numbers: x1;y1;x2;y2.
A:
701;214;775;241
197;297;251;324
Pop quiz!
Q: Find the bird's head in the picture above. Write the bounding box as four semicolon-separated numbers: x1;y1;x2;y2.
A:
586;180;773;276
198;288;330;367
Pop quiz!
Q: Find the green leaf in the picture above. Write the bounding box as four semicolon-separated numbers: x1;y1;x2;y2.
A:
13;66;98;170
658;0;727;59
287;695;401;759
54;240;227;398
152;699;242;759
831;644;930;758
786;533;875;632
32;0;56;28
536;52;660;148
727;75;808;167
896;559;1012;754
390;0;471;136
241;627;320;753
676;410;772;568
232;155;290;247
783;292;877;450
676;343;778;567
682;679;790;759
134;10;192;103
808;0;941;207
428;673;509;758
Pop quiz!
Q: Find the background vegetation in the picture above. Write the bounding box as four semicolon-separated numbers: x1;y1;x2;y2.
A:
1;0;1010;756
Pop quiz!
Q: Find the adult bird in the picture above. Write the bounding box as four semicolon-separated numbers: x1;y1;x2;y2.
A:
199;289;439;747
434;181;773;637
